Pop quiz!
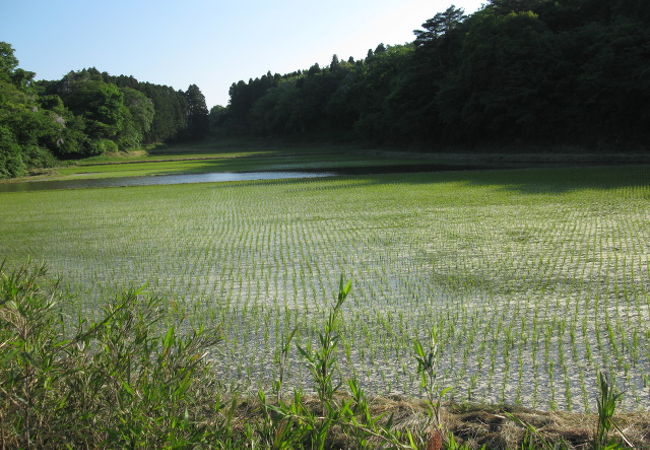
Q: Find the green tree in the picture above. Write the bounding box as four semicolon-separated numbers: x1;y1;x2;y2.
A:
329;54;340;71
118;87;154;148
138;83;188;143
218;2;650;149
121;87;154;137
0;124;25;177
184;84;209;139
414;6;465;47
0;42;18;81
0;43;59;175
208;105;226;132
61;79;130;143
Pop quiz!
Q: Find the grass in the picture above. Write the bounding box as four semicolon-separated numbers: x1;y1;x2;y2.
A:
1;164;648;416
0;263;223;447
2;262;648;448
8;139;426;181
52;150;422;179
5;138;649;183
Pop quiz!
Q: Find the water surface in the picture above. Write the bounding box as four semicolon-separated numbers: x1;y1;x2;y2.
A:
0;171;337;193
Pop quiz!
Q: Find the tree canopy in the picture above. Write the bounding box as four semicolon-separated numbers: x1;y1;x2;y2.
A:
0;44;208;178
215;0;650;150
185;84;209;140
3;0;649;178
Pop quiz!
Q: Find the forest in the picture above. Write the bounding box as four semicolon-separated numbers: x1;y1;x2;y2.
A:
216;0;650;148
0;44;209;178
2;0;650;179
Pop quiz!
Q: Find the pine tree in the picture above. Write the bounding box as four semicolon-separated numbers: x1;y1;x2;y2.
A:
184;84;209;139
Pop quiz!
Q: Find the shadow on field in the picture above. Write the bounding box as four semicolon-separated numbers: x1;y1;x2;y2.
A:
457;165;650;195
3;160;647;195
207;164;650;196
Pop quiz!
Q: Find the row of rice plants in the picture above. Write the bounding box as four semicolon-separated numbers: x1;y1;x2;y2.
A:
0;167;648;410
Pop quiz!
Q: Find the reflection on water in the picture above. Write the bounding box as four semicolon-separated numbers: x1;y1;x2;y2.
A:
0;171;338;193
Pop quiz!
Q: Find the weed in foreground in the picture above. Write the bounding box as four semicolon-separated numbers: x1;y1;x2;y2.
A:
259;276;419;449
414;326;453;448
0;261;221;448
1;262;647;448
594;371;632;449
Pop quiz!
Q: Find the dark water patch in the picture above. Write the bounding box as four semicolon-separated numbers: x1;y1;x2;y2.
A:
0;171;337;193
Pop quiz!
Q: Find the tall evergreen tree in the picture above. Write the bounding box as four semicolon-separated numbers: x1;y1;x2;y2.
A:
185;84;209;139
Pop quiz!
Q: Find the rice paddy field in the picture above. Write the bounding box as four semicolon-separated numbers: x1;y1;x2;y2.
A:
1;163;649;412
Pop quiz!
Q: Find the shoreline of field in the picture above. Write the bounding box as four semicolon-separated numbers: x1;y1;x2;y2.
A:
2;138;649;185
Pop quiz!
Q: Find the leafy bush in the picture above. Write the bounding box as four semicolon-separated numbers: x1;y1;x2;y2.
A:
0;262;221;448
23;144;56;169
0;125;26;178
88;138;119;155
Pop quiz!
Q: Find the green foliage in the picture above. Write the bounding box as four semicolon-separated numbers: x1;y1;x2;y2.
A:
208;104;227;131
414;327;453;430
0;42;19;80
0;261;648;448
54;112;90;158
184;84;209;139
258;278;417;449
59;79;131;143
0;262;221;448
135;81;188;143
297;276;351;405
413;5;466;45
0;124;25;177
437;9;555;139
227;72;280;132
119;86;155;148
218;2;650;148
0;59;62;177
0;265;420;448
0;47;206;176
594;372;629;449
89;138;119;155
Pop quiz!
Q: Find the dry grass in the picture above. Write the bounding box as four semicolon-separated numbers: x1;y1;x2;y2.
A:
387;399;649;448
202;393;650;448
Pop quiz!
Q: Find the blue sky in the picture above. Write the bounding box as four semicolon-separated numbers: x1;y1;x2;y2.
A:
2;0;486;108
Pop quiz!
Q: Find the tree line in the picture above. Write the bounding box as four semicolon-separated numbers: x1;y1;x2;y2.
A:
0;43;209;178
3;0;649;178
214;0;650;150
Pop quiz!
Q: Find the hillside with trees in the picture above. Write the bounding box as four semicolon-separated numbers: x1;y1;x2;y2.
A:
3;0;649;179
0;44;209;178
216;0;650;149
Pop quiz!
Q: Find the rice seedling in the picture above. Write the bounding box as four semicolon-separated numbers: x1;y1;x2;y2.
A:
0;165;648;412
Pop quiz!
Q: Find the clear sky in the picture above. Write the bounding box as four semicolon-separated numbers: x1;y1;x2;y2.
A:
2;0;486;109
